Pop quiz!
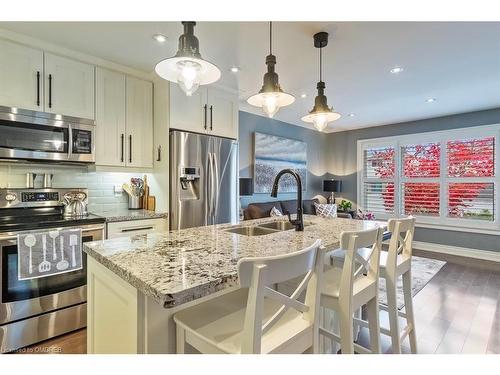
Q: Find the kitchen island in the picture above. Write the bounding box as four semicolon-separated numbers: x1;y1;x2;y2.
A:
84;215;384;354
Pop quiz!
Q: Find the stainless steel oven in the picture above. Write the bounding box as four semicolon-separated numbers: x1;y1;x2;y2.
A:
0;223;104;353
0;106;95;164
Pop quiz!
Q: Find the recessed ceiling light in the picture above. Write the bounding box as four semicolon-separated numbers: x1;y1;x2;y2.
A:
426;98;436;103
348;113;355;117
390;66;404;74
230;66;240;73
152;34;167;43
300;93;307;98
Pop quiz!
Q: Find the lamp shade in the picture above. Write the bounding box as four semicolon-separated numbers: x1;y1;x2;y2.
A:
239;178;254;196
323;179;342;193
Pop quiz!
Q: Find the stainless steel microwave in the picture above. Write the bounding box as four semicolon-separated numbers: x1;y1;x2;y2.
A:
0;106;95;163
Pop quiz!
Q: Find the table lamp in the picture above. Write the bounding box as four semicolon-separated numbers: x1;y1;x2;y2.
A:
323;179;341;204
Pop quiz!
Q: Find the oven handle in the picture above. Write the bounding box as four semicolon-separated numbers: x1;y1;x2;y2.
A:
0;225;105;241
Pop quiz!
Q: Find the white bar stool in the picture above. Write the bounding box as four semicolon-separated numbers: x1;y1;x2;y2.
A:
378;216;417;354
173;239;324;354
320;227;384;354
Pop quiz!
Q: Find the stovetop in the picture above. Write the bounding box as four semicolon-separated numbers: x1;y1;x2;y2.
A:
0;207;106;233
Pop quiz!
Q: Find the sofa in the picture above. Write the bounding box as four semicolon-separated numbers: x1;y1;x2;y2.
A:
243;199;352;220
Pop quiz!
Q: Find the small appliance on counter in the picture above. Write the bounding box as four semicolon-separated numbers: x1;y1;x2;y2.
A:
0;187;105;353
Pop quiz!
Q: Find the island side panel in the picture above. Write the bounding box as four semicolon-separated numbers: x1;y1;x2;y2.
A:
87;256;144;354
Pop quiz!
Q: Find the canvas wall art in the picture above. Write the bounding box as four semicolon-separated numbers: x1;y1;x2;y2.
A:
253;132;307;193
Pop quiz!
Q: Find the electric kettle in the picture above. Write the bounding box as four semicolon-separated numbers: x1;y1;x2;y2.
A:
61;191;88;218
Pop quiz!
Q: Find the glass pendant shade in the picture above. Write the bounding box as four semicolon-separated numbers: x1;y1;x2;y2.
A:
247;23;295;118
155;22;221;96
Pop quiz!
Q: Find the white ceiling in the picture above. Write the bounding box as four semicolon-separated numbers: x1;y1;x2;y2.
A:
2;22;500;133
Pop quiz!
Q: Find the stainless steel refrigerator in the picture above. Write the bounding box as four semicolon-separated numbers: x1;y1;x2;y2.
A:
169;130;239;230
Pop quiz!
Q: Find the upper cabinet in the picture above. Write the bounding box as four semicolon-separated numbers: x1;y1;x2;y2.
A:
126;76;153;168
44;53;95;119
95;67;126;167
0;39;43;111
169;85;238;139
95;69;153;169
0;39;95;119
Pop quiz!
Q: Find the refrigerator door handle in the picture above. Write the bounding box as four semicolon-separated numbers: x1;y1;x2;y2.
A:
212;152;220;219
207;152;214;221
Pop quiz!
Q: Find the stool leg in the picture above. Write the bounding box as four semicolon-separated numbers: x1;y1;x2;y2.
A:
176;325;186;354
354;307;362;341
339;308;354;354
402;270;418;354
366;297;381;354
386;276;401;354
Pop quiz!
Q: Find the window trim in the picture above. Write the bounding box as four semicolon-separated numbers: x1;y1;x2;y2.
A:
357;124;500;232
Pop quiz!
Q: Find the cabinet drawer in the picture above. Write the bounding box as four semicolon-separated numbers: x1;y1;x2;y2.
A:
107;218;168;239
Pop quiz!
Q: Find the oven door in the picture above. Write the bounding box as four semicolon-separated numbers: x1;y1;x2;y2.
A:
0;225;104;325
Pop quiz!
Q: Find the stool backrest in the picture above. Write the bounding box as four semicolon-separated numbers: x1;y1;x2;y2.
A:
237;239;323;353
386;216;416;272
338;226;384;308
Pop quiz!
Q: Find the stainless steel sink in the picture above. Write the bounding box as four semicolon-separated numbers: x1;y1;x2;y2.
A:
224;226;277;236
258;221;312;231
224;220;313;236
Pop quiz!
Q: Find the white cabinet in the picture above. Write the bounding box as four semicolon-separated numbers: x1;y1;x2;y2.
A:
126;77;153;168
106;218;168;239
169;85;238;139
207;88;238;139
169;85;207;134
95;71;153;168
0;39;43;111
44;53;95;119
95;68;126;166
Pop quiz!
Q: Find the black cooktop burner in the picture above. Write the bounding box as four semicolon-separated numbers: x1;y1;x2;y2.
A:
0;207;106;233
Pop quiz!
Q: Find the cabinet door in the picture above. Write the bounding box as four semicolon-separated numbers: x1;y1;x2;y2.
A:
207;88;238;139
169;84;207;134
95;68;126;166
126;76;153;168
44;53;95;119
0;39;43;111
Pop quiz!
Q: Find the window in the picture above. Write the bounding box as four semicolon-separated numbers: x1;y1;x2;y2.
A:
362;147;395;214
401;143;441;216
358;125;499;230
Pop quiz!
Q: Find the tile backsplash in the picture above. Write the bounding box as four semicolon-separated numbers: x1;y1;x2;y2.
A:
0;164;150;213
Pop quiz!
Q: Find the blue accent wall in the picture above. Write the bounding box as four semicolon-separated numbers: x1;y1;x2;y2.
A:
238;111;331;207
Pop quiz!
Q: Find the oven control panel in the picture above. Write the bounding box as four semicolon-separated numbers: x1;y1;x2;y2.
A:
0;188;87;209
21;191;59;202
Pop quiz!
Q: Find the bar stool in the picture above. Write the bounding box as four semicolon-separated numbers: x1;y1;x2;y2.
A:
333;217;418;354
378;217;417;354
173;239;324;354
320;227;384;354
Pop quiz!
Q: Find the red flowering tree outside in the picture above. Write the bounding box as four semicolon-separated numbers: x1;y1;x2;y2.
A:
370;137;494;220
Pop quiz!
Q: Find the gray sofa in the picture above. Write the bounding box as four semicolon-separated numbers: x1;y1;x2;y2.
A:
243;199;352;220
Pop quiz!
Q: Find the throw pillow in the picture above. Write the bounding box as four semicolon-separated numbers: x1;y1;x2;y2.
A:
314;203;337;218
270;206;283;217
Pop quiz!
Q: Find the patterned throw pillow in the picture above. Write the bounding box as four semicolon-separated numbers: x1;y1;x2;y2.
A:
314;203;337;218
270;206;283;217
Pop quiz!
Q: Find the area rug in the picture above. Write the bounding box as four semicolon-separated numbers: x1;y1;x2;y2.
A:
378;256;446;310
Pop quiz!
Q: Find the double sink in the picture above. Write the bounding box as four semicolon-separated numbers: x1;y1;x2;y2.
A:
224;220;311;236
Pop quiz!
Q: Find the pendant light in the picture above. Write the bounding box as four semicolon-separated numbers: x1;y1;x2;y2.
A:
301;32;341;132
155;22;221;96
247;22;295;118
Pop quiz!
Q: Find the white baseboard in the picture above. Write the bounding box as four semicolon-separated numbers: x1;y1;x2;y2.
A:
413;241;500;263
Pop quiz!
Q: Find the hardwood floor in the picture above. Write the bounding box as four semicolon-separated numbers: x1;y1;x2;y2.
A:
11;257;500;355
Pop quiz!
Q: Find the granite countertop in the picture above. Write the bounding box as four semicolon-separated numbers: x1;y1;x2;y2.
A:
90;208;168;223
84;215;385;309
